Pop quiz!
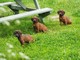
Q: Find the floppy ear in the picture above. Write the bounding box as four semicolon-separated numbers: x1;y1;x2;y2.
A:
13;31;16;35
31;18;33;21
57;11;59;14
62;10;65;15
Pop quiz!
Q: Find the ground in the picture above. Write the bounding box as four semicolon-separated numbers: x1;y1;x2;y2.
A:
0;0;80;60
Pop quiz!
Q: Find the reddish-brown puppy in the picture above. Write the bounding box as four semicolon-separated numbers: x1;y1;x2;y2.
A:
14;30;34;46
31;17;48;33
57;10;72;25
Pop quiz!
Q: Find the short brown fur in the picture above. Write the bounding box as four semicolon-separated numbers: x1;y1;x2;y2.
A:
31;17;48;33
14;30;34;46
57;10;72;25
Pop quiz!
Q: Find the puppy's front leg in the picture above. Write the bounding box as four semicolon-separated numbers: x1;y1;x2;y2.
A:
36;27;39;33
36;25;39;33
36;29;39;33
20;40;24;46
59;19;62;25
33;26;36;32
64;20;67;25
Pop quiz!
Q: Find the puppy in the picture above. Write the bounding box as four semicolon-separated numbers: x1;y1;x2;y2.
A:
31;17;48;33
57;10;72;25
14;30;34;46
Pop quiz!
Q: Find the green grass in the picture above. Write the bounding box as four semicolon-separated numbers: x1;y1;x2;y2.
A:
0;0;80;60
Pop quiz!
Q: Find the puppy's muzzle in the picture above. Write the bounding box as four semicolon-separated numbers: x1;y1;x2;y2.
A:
15;34;19;37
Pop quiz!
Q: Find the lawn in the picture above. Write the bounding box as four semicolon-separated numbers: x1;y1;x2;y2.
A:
0;0;80;60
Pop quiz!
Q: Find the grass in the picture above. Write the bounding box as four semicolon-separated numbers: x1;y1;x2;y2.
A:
0;0;80;60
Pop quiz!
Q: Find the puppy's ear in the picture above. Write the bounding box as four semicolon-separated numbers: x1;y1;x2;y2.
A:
13;31;16;35
31;18;33;21
57;11;59;14
62;10;65;15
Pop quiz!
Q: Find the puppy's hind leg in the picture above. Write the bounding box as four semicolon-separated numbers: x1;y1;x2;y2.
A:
68;21;72;24
42;29;47;33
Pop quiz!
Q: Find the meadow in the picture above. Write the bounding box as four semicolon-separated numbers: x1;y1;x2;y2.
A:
0;0;80;60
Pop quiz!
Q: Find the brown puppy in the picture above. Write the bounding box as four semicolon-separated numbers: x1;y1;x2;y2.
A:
31;17;48;33
57;10;72;25
14;30;34;46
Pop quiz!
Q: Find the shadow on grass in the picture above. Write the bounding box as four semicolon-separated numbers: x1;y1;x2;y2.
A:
0;18;35;38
